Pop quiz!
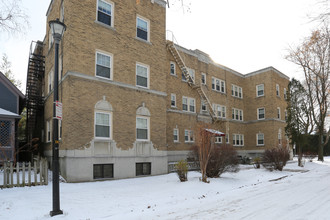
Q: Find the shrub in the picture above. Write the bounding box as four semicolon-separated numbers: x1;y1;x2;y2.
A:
175;159;188;182
206;145;239;178
262;147;290;171
253;157;261;169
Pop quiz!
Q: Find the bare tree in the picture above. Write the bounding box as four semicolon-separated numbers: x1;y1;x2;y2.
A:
0;0;29;35
0;53;22;89
286;23;330;161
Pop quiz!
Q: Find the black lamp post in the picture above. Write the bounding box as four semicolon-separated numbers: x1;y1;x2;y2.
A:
49;18;66;217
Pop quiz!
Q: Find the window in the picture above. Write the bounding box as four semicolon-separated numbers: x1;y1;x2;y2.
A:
95;112;111;138
231;84;243;98
182;97;195;113
96;52;112;79
170;62;176;75
46;120;51;142
285;110;288;121
276;84;280;96
258;108;265;120
59;120;62;140
60;2;64;22
173;129;179;142
136;63;149;88
284;88;287;99
232;134;244;146
278;129;282;145
59;54;63;82
136;16;149;41
201;73;206;85
212;77;225;93
182;68;195;82
257;133;264;146
277;107;281;119
215;136;222;144
48;69;53;93
256;84;264;97
93;164;113;179
225;134;229;144
48;29;53;50
213;104;226;118
185;130;194;143
136;162;151;176
171;94;176;107
136;117;149;140
97;0;113;26
232;108;243;121
201;100;207;111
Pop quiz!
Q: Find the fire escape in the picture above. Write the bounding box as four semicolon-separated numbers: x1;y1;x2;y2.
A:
25;41;45;143
166;33;218;123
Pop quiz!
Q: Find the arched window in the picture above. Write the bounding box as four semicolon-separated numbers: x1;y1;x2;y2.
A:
136;103;150;141
94;99;113;139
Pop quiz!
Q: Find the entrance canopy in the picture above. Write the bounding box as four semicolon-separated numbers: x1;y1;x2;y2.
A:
205;129;225;136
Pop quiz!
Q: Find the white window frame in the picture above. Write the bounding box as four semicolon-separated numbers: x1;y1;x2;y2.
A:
170;61;176;76
184;129;194;143
48;29;53;51
173;128;179;143
48;69;53;94
232;108;243;121
278;129;282;145
232;134;244;146
95;111;112;139
201;100;207;112
276;84;280;96
136;116;150;141
284;88;287;99
46;120;51;143
171;93;176;107
257;107;265;120
215;136;222;144
213;104;226;118
231;84;243;98
257;133;264;146
95;51;113;80
136;62;149;89
96;0;114;27
212;77;226;93
59;54;63;82
60;1;64;22
225;133;229;144
256;84;264;97
182;96;195;113
201;73;206;85
277;107;281;119
136;15;150;42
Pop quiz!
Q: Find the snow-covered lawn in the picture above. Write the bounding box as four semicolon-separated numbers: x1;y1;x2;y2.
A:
1;158;330;220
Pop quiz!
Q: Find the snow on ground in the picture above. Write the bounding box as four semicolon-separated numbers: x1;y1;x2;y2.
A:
1;158;330;220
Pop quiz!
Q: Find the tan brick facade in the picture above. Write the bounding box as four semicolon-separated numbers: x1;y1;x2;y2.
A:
36;0;289;182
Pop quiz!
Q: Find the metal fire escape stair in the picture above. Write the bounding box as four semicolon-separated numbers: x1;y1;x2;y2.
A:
26;41;45;142
167;41;218;122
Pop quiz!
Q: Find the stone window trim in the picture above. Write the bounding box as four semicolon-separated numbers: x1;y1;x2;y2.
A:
257;107;265;120
95;50;113;80
96;0;114;27
257;133;264;146
136;15;150;42
256;84;264;97
136;62;150;89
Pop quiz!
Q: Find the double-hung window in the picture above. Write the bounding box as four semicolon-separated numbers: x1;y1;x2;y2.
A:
182;97;195;113
215;136;222;144
277;107;281;119
212;77;225;93
232;134;244;146
231;84;243;98
46;120;51;142
201;100;207;111
95;112;111;138
232;108;243;121
185;130;194;143
213;104;226;118
256;84;264;97
276;84;280;96
258;108;265;120
189;99;195;112
182;97;188;111
136;117;149;141
136;63;149;88
257;133;264;146
284;88;287;99
170;62;176;75
201;73;206;85
137;16;149;41
97;0;113;26
171;94;176;107
96;52;112;79
48;69;53;94
173;129;179;142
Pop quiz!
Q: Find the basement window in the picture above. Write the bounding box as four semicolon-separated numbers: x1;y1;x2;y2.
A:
136;162;151;176
93;164;113;179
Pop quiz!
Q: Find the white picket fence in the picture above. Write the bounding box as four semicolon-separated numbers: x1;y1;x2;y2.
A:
0;158;48;188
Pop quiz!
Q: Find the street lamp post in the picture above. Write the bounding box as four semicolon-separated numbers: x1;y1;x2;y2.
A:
49;18;66;217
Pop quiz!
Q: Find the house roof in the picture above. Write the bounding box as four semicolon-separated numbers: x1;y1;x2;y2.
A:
0;108;21;119
0;71;24;98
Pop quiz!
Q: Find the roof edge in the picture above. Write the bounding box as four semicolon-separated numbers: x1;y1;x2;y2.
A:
0;71;24;98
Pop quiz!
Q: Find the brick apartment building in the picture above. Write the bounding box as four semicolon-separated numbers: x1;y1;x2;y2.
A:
26;0;289;182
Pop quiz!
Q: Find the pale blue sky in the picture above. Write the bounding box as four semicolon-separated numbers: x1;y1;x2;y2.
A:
0;0;322;93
